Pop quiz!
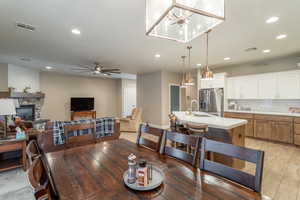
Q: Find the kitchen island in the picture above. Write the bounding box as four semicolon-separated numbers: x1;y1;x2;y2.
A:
173;111;248;169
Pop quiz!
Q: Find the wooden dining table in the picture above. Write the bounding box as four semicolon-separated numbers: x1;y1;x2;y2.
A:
44;139;267;200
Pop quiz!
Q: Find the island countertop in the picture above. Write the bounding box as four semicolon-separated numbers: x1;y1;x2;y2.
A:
173;111;247;130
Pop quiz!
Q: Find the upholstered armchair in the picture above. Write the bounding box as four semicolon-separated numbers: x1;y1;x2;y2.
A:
120;108;142;132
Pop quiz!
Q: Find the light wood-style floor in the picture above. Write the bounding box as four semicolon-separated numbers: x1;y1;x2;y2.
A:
121;132;300;200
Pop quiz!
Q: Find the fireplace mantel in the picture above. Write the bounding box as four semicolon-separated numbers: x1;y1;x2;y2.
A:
0;89;45;99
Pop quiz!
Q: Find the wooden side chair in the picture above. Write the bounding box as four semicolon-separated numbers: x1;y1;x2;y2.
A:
64;122;96;147
26;140;41;166
161;131;200;167
200;138;264;193
28;156;54;200
136;124;164;152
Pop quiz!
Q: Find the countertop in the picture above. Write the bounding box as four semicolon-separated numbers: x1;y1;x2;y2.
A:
173;112;247;130
225;110;300;117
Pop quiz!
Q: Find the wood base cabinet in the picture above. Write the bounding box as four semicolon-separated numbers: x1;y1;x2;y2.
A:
225;112;294;144
271;121;293;143
254;120;271;139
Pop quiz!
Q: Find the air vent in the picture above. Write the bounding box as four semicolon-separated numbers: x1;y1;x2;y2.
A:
244;47;257;52
251;62;269;67
20;57;31;62
16;22;36;31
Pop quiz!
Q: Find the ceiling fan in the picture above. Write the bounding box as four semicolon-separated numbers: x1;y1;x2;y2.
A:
72;62;121;76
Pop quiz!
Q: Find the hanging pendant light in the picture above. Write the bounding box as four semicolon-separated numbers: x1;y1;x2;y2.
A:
180;56;187;88
184;46;195;86
145;0;225;43
201;30;214;80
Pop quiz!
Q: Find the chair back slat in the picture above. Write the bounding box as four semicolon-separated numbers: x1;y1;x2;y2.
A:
203;159;256;189
164;146;194;164
64;122;96;147
162;131;200;167
200;138;264;193
166;131;198;146
26;140;41;166
137;124;164;152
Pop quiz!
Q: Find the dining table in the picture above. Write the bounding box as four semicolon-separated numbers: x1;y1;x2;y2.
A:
44;139;267;200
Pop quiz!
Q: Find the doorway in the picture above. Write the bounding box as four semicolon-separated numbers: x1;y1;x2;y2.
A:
122;79;136;117
170;84;181;113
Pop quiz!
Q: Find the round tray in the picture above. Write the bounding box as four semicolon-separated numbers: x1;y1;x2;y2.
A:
123;166;164;191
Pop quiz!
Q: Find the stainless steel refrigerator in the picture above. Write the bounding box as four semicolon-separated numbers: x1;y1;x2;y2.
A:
199;88;224;116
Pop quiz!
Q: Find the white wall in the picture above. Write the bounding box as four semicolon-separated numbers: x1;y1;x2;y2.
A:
8;64;40;92
0;64;8;91
40;72;120;121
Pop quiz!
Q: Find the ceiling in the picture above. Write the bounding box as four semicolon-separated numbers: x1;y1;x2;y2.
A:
0;0;300;76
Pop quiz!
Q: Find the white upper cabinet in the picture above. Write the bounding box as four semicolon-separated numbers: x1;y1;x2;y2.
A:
277;71;300;99
227;77;237;99
258;73;277;99
200;73;226;89
227;76;258;99
236;75;258;99
226;70;300;100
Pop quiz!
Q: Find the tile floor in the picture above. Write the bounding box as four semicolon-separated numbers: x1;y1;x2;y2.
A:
1;133;300;200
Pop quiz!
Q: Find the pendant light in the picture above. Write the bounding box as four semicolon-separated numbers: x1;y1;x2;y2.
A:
201;30;214;80
180;56;187;88
184;46;195;86
145;0;225;43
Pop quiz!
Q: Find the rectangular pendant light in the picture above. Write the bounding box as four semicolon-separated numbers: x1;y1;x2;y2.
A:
146;0;225;43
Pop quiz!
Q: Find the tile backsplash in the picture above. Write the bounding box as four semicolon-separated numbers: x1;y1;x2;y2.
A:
227;99;300;113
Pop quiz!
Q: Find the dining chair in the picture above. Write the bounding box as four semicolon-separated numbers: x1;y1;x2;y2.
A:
161;131;200;167
64;122;96;147
28;156;54;200
26;140;41;166
200;138;264;193
136;124;164;152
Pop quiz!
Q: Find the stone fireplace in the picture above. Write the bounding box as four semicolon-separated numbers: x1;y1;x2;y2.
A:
17;98;44;120
16;104;35;121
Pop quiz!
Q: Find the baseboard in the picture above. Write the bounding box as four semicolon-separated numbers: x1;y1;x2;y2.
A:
141;122;169;130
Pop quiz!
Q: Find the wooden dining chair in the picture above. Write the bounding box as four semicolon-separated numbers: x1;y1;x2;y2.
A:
64;122;96;147
161;131;200;167
136;124;164;152
26;140;41;166
28;156;54;200
200;138;264;193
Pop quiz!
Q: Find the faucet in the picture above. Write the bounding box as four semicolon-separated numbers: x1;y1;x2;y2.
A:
188;99;199;114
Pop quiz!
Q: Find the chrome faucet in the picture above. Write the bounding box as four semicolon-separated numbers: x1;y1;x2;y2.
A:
190;99;199;112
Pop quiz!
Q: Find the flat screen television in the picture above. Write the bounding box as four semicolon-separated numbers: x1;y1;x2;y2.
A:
71;97;94;111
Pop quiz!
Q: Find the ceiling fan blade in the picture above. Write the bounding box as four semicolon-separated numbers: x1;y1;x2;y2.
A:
101;68;120;72
108;71;121;74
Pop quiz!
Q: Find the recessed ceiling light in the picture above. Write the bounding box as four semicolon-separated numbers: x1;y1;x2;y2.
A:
94;71;100;74
197;64;202;67
276;34;287;40
45;66;53;70
224;57;231;61
262;49;271;53
179;30;183;35
266;16;279;24
155;54;161;58
297;63;300;67
71;28;81;35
